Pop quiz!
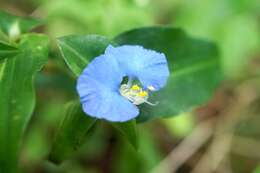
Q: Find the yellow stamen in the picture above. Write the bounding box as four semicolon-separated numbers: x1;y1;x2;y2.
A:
138;91;148;97
131;84;141;91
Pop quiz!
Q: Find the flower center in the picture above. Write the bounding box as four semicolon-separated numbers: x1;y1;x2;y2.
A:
119;84;157;106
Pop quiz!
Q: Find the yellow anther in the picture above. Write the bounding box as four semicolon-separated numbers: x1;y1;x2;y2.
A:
131;85;141;91
138;91;148;97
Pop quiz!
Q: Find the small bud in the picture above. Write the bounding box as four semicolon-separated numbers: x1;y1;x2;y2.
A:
9;21;20;41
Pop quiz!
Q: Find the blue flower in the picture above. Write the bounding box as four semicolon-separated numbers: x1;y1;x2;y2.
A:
105;45;169;91
77;45;169;122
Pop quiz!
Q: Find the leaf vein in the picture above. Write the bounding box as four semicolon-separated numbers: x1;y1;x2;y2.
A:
172;58;218;78
60;41;88;64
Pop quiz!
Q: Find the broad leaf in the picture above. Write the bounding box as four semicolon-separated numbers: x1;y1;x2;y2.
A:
0;41;19;60
49;101;97;164
114;27;222;122
58;35;113;76
0;34;49;173
112;120;138;149
0;10;43;37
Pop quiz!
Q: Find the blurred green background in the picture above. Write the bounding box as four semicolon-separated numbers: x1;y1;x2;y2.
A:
0;0;259;173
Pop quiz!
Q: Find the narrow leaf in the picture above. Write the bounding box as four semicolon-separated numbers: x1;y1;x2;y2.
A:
0;41;19;60
114;27;223;122
0;34;49;173
49;101;97;164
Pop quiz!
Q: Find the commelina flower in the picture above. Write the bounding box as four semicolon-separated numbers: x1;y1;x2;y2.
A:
77;45;169;122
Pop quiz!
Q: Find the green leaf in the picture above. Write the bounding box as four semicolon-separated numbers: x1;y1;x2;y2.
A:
0;10;43;39
49;101;97;164
0;34;49;173
112;120;138;150
58;35;113;76
0;41;19;60
114;27;222;122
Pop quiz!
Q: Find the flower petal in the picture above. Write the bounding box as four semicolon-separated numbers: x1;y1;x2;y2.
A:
77;55;139;122
105;45;169;90
81;89;139;122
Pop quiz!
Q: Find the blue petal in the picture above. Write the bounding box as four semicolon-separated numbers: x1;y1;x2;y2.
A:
77;54;139;122
105;45;169;91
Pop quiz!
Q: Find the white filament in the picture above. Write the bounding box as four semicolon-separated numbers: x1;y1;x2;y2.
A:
119;84;157;106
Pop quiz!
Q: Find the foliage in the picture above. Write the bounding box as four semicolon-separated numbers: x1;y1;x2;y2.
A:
0;34;49;173
0;0;259;172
